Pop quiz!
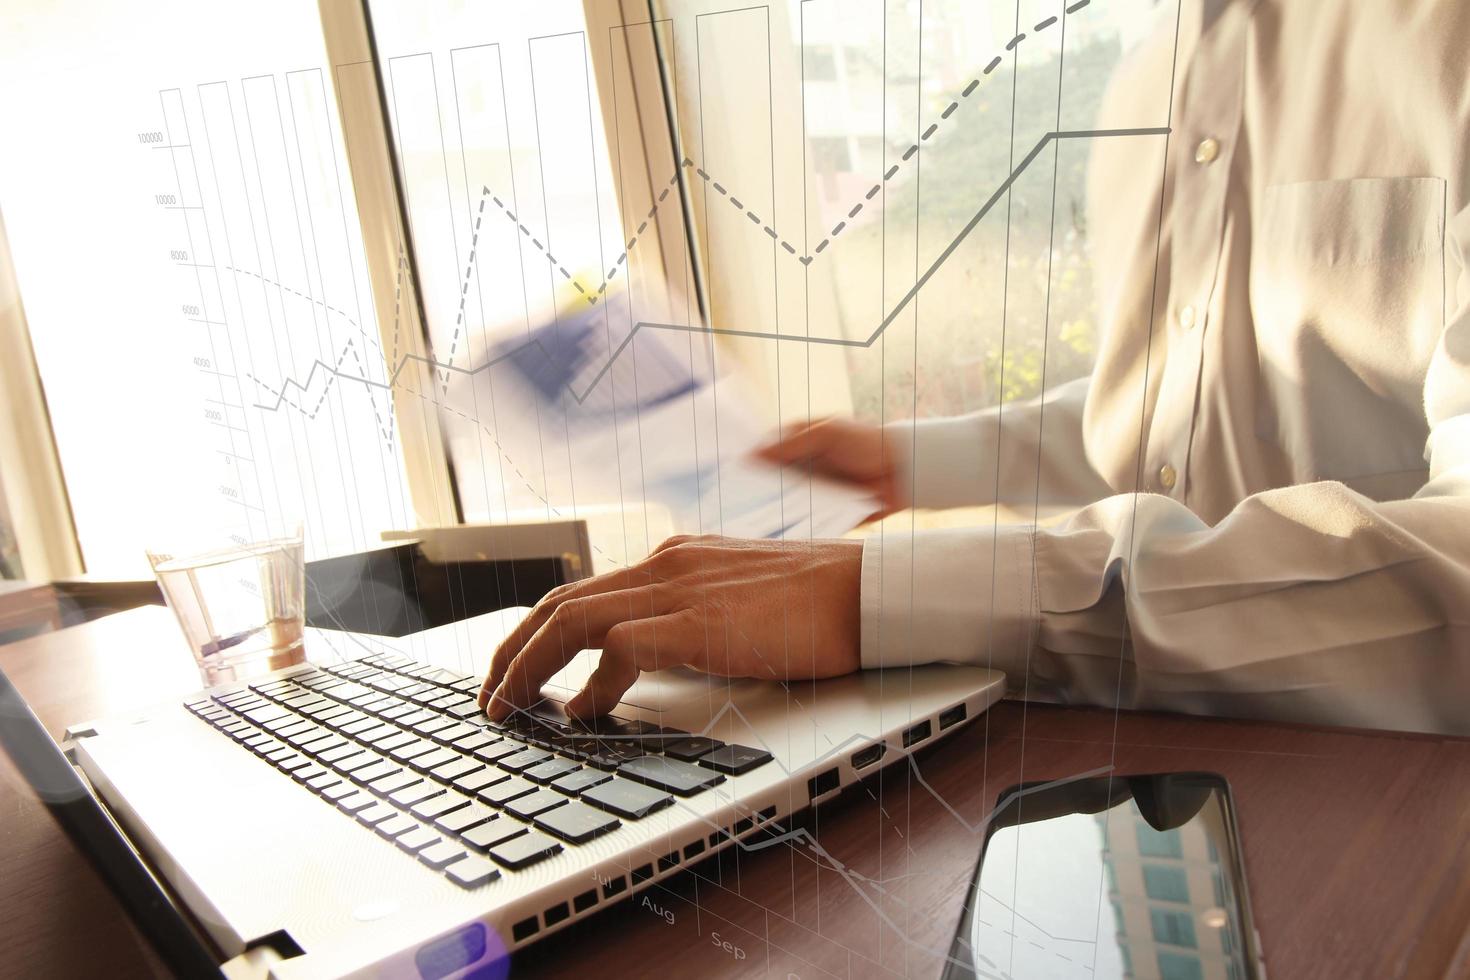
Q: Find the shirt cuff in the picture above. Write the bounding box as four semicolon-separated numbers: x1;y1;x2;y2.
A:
859;525;1035;673
885;415;994;510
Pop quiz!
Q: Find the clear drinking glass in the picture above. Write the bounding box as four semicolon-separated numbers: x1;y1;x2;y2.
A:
147;527;306;685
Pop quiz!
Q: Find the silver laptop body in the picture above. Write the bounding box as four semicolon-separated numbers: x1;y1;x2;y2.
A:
70;614;1004;978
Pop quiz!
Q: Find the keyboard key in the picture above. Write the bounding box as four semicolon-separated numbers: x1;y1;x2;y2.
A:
504;789;569;820
349;760;402;785
356;724;403;744
321;782;356;802
444;855;500;889
472;740;523;764
336;791;378;814
463;818;529;852
332;752;386;775
434;803;497;835
374;814;419;840
298;733;345;755
662;736;726;762
429;722;480;745
523;758;579;785
550;768;612;796
444;702;485;721
618;756;726;797
394;826;443;854
411;791;471;820
390;783;445;808
408;748;460;774
397;684;440;702
318;743;362;764
368;771;423;797
697;744;774;775
276;754;312;773
488;830;562;870
339;717;381;737
452;768;508;795
378;703;417;721
367;730;418;753
397;709;439;727
533;800;621;844
293;764;330;784
410;717;456;738
583;741;644;771
262;745;297;764
280;724;327;746
242;705;289;725
425;693;464;711
581;778;674;819
476;775;536;808
452;731;499;754
449;678;483;695
417;840;468;870
386;739;440;764
498;748;552;773
307;771;343;793
271;718;316;738
429;758;483;784
356;803;398;827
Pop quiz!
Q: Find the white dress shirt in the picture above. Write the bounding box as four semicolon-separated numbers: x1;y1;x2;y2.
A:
860;0;1470;735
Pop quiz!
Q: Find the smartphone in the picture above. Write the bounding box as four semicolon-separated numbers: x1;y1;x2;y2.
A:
942;772;1263;980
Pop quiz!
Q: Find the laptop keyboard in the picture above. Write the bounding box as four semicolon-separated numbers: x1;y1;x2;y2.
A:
182;653;773;891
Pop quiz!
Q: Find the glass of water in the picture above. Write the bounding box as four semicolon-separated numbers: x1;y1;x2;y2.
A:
147;527;306;685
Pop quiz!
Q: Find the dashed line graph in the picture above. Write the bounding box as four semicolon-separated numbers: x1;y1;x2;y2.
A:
244;126;1166;417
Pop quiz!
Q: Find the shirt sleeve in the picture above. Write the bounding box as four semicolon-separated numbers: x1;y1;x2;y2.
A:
860;202;1470;737
884;375;1114;511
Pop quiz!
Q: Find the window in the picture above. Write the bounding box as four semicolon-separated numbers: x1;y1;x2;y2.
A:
655;0;1165;428
1150;907;1199;949
1157;950;1205;980
0;0;414;575
2;0;1171;576
1136;823;1184;859
1143;864;1190;903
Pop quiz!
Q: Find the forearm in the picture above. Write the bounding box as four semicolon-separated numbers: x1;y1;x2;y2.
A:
860;481;1470;735
886;376;1112;510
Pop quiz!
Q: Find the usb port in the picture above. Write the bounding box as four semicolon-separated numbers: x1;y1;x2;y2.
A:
851;742;886;770
902;720;932;748
939;703;967;731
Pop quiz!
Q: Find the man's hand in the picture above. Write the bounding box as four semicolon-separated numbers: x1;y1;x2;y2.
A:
753;417;905;520
478;535;863;722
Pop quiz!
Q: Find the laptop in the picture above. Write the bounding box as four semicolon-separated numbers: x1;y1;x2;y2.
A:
5;613;1004;977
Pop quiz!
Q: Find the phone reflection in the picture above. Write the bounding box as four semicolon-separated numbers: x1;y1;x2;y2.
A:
943;773;1261;980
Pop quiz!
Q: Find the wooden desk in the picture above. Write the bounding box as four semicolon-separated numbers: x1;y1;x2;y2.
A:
3;605;1468;979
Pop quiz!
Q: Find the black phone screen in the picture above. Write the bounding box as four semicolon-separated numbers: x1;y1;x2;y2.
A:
942;772;1262;980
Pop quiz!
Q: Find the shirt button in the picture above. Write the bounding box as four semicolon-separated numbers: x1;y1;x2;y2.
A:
1194;137;1220;165
1178;305;1197;330
1159;464;1178;490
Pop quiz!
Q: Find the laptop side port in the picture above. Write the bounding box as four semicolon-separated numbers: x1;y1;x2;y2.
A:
851;742;886;770
939;703;967;731
902;720;932;748
807;767;840;799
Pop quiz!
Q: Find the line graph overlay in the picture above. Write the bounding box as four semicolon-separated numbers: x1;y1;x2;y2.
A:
247;126;1167;415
